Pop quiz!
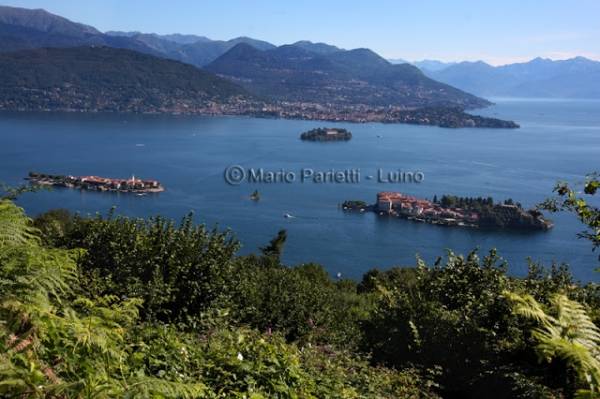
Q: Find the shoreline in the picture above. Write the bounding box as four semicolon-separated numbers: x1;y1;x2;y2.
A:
0;103;519;129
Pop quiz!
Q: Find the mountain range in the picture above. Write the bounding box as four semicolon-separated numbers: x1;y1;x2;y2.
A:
423;57;600;98
0;5;487;111
0;7;341;69
0;6;160;55
1;5;598;101
105;31;277;67
205;43;488;108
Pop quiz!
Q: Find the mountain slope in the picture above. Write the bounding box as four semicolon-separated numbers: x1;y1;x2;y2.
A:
291;40;341;54
106;31;212;45
0;5;99;36
413;60;456;72
0;46;252;112
0;6;158;55
427;57;600;98
206;43;490;109
106;31;277;67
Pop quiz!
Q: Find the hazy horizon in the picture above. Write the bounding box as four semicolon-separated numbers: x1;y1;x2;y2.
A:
3;0;600;66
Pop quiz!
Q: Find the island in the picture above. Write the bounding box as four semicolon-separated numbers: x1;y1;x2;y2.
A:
300;127;352;141
26;172;164;194
343;192;553;231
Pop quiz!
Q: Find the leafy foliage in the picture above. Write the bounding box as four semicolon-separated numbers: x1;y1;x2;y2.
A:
0;201;207;398
359;249;592;398
229;259;369;347
540;172;600;265
0;201;437;398
61;211;240;326
0;199;39;246
506;292;600;398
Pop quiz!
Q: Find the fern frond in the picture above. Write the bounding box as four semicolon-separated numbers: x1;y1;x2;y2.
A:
506;291;600;392
0;200;39;247
125;377;209;398
504;291;556;326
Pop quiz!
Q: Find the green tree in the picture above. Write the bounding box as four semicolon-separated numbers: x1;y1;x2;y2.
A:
260;229;288;261
540;173;600;266
61;212;240;326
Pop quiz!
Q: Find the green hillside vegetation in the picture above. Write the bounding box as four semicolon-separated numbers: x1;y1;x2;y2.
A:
0;173;599;398
0;46;252;112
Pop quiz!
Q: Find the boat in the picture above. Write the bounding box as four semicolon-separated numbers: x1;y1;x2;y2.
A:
284;213;295;219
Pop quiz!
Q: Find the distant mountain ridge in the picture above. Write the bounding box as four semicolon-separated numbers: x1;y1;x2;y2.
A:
106;31;277;66
290;40;342;54
413;60;457;72
0;5;99;36
0;5;160;55
424;57;600;98
206;43;489;109
106;31;212;44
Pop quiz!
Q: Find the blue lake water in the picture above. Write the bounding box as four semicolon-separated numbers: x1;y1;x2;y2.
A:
1;98;599;282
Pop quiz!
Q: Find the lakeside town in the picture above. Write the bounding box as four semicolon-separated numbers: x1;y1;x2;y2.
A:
2;88;519;129
258;103;519;128
343;192;553;231
26;172;164;194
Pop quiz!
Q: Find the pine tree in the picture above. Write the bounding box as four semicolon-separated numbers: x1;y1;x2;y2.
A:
260;229;288;260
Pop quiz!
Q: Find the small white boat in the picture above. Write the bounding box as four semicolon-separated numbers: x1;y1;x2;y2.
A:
284;213;295;219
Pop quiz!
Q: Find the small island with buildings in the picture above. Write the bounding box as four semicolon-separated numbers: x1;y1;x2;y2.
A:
343;192;553;231
26;172;164;194
300;127;352;142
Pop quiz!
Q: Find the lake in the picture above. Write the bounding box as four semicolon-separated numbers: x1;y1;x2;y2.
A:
1;98;599;282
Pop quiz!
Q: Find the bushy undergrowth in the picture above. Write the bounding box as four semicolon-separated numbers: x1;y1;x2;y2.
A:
1;200;436;398
1;173;599;398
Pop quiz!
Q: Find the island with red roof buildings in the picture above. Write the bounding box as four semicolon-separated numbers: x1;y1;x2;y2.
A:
27;172;164;194
343;192;553;231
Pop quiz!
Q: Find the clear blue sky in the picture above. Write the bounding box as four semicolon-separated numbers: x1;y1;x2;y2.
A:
6;0;600;65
